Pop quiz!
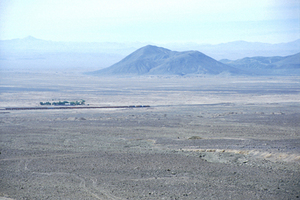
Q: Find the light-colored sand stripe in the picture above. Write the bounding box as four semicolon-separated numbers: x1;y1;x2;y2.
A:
181;148;300;162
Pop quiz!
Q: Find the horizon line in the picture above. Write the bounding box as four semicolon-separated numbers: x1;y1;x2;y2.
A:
1;35;299;45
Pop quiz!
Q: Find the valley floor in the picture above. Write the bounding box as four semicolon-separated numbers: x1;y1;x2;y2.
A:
0;71;299;199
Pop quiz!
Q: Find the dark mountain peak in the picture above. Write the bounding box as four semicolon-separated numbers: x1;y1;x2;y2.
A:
135;45;172;55
141;44;160;49
140;44;168;50
120;45;173;64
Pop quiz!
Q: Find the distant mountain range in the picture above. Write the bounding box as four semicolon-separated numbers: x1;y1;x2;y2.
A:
1;36;299;75
165;39;300;60
89;45;242;76
90;45;300;76
0;36;132;71
220;53;300;76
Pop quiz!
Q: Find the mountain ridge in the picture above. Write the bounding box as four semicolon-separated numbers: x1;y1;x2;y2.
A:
1;36;299;60
1;36;299;72
90;45;242;76
220;52;300;76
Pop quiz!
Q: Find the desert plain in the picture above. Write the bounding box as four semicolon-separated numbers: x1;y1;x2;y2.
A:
0;70;299;199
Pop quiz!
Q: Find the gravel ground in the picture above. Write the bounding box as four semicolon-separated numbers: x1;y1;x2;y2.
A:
0;73;299;199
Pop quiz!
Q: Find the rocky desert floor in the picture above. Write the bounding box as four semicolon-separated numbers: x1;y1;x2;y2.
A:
0;71;299;199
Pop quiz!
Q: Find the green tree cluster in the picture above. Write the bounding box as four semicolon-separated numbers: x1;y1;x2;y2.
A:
40;100;85;106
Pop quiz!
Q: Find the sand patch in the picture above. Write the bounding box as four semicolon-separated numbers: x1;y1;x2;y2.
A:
0;197;15;200
181;148;300;163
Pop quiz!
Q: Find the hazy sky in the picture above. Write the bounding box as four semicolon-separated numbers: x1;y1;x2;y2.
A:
0;0;299;44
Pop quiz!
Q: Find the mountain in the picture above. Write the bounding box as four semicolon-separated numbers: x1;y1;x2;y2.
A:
1;36;299;73
165;39;300;60
220;53;300;76
0;36;137;71
90;45;242;76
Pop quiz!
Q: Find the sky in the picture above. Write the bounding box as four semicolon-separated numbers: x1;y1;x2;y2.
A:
0;0;299;44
